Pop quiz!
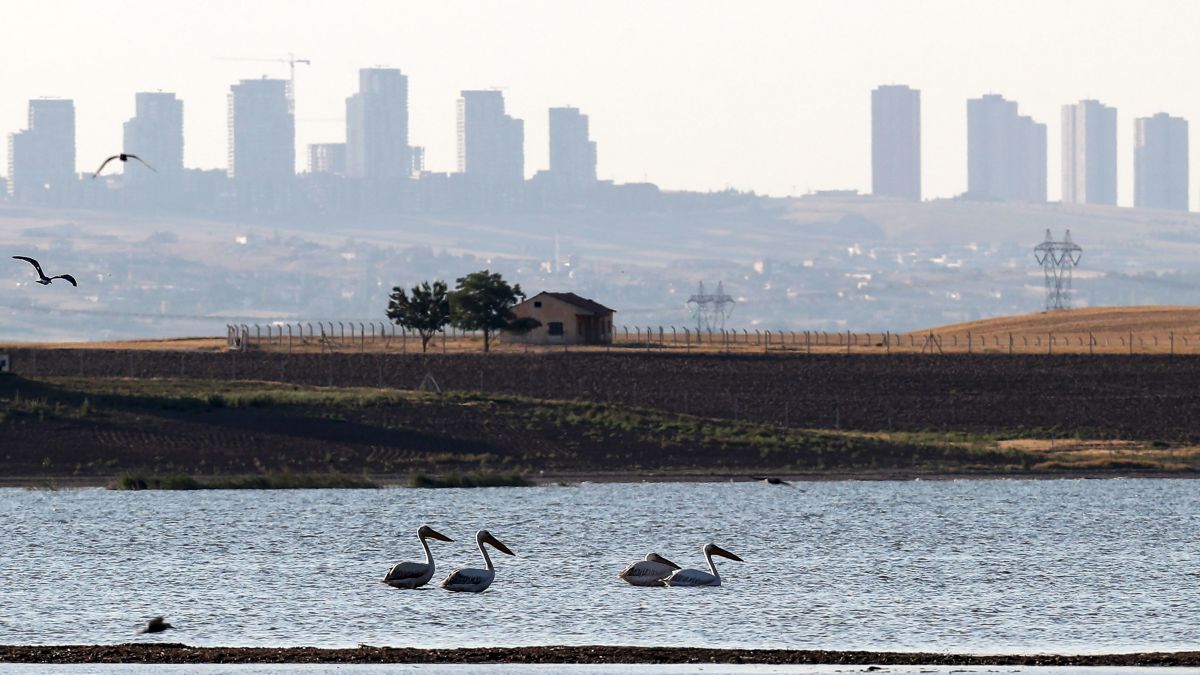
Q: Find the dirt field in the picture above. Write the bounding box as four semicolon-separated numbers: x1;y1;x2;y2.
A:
9;375;1124;483
6;349;1200;442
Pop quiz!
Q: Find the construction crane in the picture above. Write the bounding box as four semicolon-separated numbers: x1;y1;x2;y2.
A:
216;53;311;111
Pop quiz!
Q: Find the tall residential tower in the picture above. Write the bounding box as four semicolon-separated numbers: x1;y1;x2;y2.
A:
346;68;411;180
1062;100;1117;206
871;85;921;200
122;92;184;185
7;98;75;202
966;94;1046;201
1134;113;1188;211
547;106;597;186
228;78;294;204
457;90;524;207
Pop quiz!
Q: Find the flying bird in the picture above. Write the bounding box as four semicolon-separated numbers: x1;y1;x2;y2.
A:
136;616;173;634
11;256;77;286
93;153;156;178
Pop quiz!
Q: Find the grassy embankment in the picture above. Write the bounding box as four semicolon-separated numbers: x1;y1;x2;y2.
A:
0;375;1196;488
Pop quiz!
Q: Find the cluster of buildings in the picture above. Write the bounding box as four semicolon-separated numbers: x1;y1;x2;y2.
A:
872;85;1190;210
4;67;609;213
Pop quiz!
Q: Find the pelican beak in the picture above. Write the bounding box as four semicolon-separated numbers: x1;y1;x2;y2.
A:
712;546;744;562
661;557;681;570
426;528;454;542
484;533;515;556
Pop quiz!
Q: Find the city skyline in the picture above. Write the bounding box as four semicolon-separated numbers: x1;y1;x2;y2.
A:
5;1;1200;207
5;80;1195;216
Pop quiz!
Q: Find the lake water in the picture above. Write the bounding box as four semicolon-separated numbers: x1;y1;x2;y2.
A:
1;480;1198;653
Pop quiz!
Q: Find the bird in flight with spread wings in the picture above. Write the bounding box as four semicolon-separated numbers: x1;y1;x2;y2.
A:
12;256;77;287
93;153;156;178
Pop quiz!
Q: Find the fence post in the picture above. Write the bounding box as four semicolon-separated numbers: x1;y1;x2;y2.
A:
764;330;770;354
1008;332;1013;355
806;330;811;355
967;331;972;354
1048;332;1053;355
1089;331;1094;356
846;330;851;355
1171;331;1175;355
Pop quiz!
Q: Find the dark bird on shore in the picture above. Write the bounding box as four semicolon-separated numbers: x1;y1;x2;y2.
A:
137;616;173;634
11;256;77;286
93;153;156;178
752;475;796;488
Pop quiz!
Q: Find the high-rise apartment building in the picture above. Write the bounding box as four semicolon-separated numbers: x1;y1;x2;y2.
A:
457;90;524;181
308;143;347;175
871;85;920;200
346;68;410;180
1062;100;1117;205
967;94;1046;201
1134;113;1188;211
547;107;597;186
7;98;75;202
122;92;183;185
227;79;294;191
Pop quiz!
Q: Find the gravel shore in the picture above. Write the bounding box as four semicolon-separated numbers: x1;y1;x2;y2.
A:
3;645;1200;666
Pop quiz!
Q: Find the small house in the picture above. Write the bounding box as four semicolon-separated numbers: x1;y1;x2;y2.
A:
510;292;615;345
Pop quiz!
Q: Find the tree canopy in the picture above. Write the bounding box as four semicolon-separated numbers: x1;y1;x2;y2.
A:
386;280;450;353
450;270;532;352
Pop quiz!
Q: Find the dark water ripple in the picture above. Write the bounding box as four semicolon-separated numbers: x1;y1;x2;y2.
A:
0;480;1197;650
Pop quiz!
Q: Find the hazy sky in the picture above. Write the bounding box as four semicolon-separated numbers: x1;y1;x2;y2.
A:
4;0;1200;207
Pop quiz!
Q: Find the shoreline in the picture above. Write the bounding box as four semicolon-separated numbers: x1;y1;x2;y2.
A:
2;644;1200;666
1;467;1199;489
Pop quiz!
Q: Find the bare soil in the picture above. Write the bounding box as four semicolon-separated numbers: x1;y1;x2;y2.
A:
8;349;1200;441
1;644;1198;666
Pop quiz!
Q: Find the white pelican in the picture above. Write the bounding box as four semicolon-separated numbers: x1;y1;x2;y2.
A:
662;543;743;587
618;553;681;586
438;529;515;593
382;525;454;589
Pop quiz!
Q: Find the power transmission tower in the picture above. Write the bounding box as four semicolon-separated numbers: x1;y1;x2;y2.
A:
687;281;735;331
1034;229;1082;311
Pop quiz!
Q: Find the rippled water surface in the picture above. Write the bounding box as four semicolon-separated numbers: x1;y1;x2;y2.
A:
1;480;1198;651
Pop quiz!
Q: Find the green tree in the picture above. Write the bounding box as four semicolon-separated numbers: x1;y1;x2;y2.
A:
450;270;534;352
386;280;450;353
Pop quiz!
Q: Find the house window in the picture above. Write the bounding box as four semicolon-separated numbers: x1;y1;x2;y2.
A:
548;322;564;336
533;301;542;308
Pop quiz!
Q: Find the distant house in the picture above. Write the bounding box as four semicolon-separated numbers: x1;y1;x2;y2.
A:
510;292;615;345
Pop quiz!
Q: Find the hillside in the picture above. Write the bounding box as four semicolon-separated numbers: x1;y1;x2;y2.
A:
923;306;1200;336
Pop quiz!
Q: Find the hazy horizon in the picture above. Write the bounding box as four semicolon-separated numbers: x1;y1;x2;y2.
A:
3;0;1200;207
